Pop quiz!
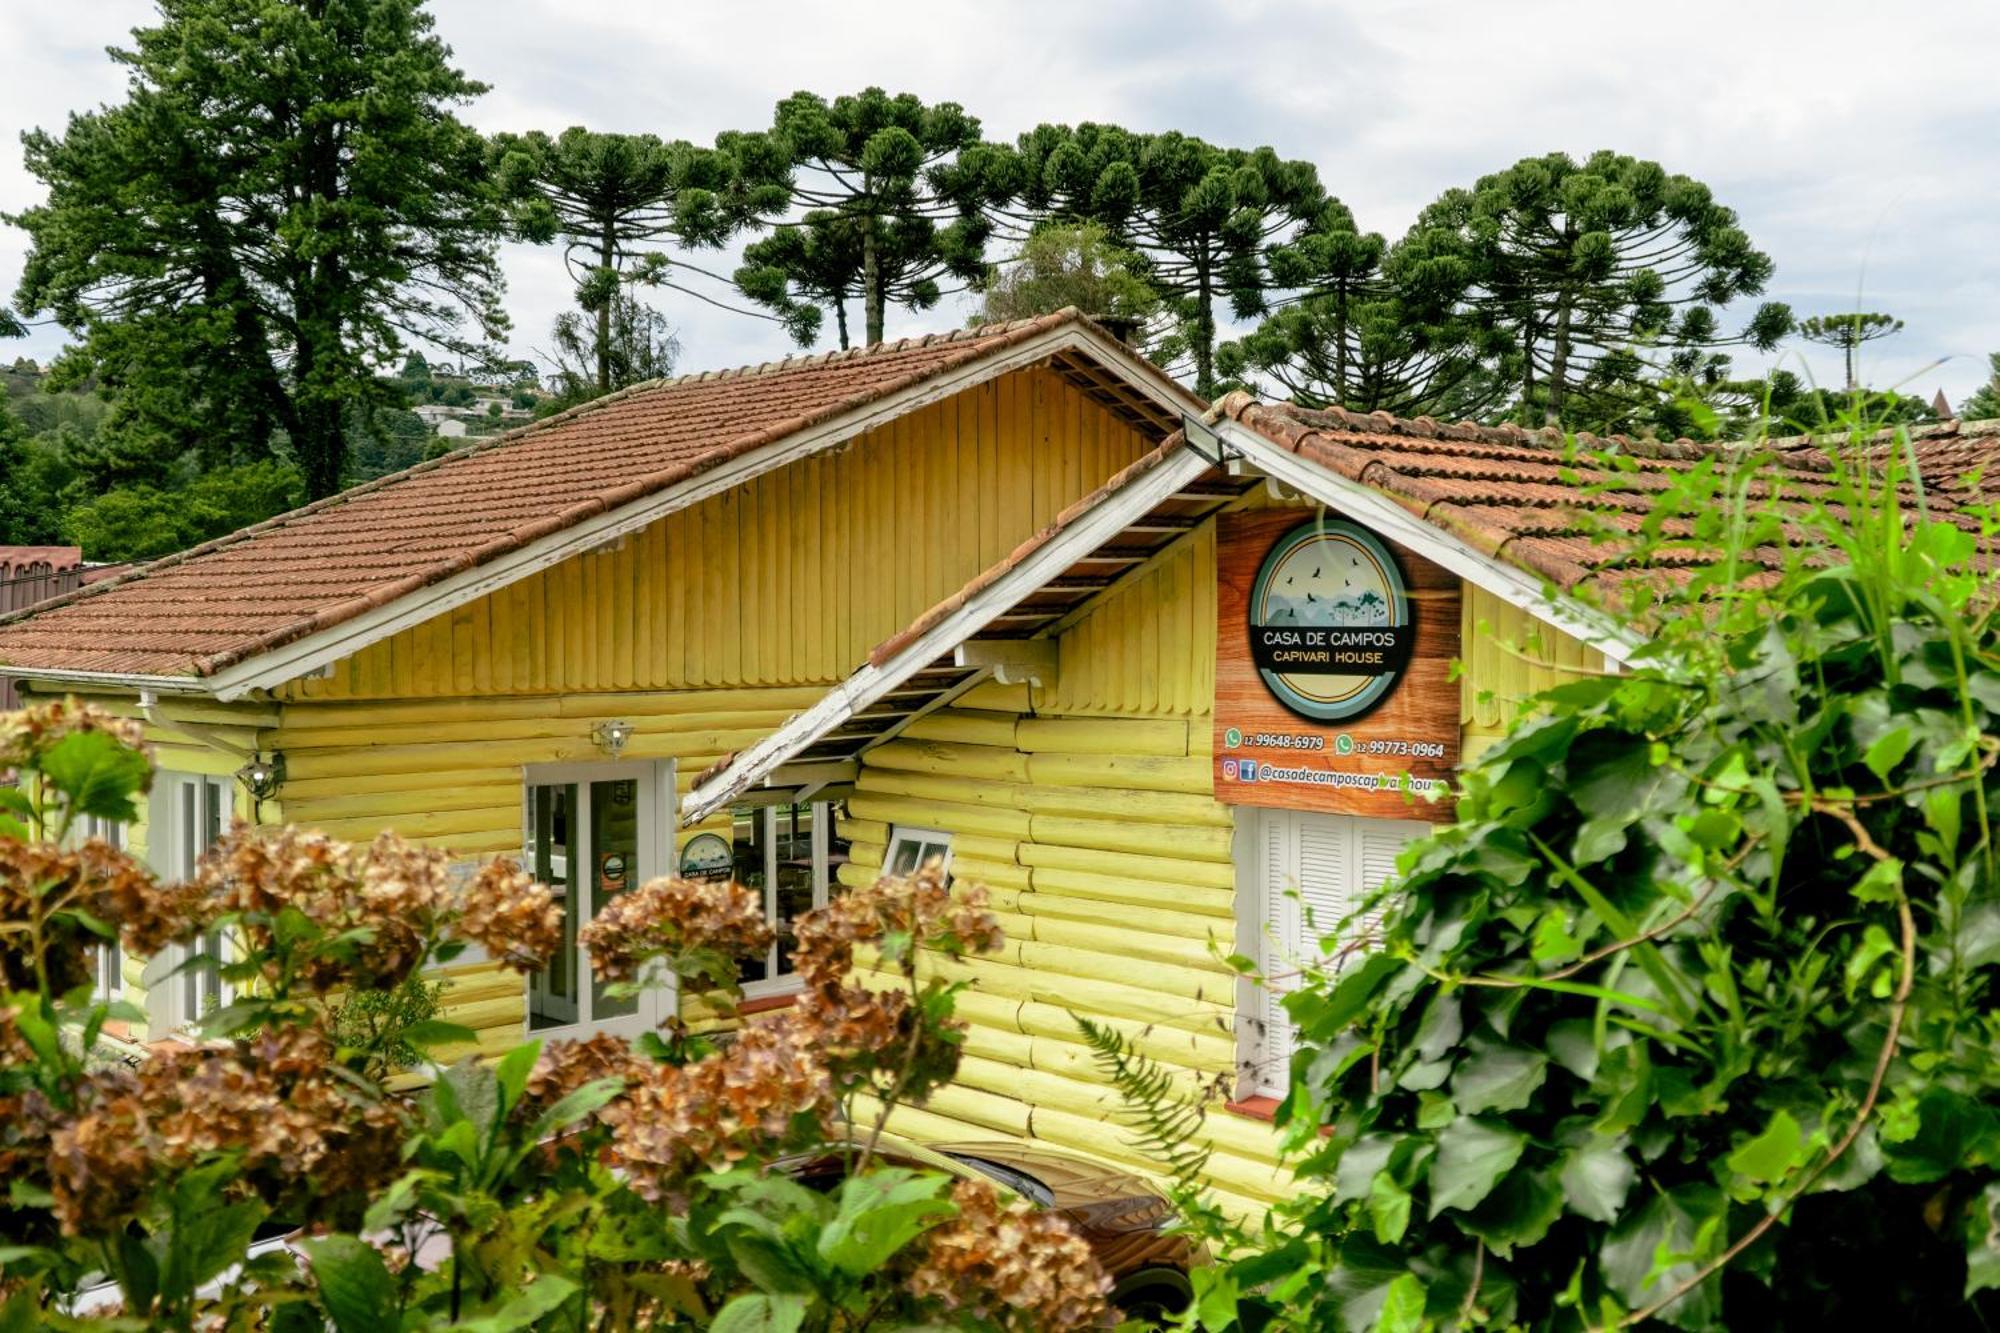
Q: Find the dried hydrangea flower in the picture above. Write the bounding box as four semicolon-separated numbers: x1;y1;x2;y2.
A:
604;1022;833;1200
0;697;150;777
905;1177;1115;1330
519;1032;645;1119
577;876;774;984
0;838;167;992
455;858;564;972
45;1024;402;1236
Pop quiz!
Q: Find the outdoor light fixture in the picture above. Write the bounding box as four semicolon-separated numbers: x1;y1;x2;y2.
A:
236;752;286;801
592;719;634;757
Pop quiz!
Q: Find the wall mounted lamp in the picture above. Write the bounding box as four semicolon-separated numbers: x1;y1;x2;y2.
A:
592;719;634;757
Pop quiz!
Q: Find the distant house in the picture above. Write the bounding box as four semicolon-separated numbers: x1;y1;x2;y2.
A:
0;550;133;708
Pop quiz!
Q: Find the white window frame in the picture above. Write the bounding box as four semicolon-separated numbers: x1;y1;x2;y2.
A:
1238;808;1425;1101
145;771;233;1033
733;798;838;1002
883;825;954;881
80;814;126;1005
521;758;676;1040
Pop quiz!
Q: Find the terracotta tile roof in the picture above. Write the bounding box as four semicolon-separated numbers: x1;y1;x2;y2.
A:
0;310;1188;683
1220;395;2000;595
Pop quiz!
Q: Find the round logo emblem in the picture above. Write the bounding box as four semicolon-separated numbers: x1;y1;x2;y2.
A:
677;832;733;882
1247;519;1414;723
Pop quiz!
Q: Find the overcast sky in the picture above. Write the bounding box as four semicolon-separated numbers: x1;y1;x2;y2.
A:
4;1;1996;408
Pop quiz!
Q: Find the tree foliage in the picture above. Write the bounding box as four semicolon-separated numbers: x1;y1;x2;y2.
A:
730;89;1003;348
1798;311;1904;392
1413;151;1792;429
538;293;681;415
1961;353;2000;422
8;0;511;500
1219;201;1507;418
995;123;1327;397
496;128;750;399
1183;413;2000;1330
977;222;1159;330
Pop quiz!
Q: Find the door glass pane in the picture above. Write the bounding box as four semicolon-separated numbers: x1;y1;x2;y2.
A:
528;783;579;1030
773;804;815;977
588;779;640;1020
733;807;770;983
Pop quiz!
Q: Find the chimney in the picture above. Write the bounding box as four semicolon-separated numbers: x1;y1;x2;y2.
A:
1097;313;1141;347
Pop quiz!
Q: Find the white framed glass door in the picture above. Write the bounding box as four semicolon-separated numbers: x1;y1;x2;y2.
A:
523;759;674;1038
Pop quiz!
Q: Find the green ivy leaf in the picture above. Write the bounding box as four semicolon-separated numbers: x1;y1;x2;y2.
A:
1373;1273;1426;1333
1726;1108;1802;1185
1367;1172;1411;1245
1560;1136;1636;1223
1862;726;1915;780
1428;1118;1526;1217
1450;1038;1547;1116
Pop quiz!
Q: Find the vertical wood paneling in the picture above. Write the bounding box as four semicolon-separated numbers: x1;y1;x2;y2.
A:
289;368;1159;700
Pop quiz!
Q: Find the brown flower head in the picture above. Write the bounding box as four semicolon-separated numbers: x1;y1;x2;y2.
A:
45;1023;403;1235
905;1177;1114;1331
454;858;563;973
180;827;461;994
0;697;150;778
577;876;774;984
792;863;1003;991
519;1032;646;1120
603;1022;833;1200
0;837;169;993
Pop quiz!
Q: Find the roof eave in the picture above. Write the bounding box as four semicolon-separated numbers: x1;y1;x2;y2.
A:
0;665;216;696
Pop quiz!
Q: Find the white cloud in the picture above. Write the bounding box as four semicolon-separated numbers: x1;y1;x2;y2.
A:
3;0;1996;405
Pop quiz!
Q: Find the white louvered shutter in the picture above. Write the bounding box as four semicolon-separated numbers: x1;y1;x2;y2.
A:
1256;815;1294;1095
1353;816;1426;951
1254;812;1428;1097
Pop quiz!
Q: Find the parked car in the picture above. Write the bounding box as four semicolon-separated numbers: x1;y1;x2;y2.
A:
782;1133;1198;1320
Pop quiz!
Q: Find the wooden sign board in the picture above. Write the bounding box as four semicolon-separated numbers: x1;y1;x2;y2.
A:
1213;508;1459;821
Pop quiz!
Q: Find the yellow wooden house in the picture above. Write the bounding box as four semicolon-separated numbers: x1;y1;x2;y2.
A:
15;307;1879;1216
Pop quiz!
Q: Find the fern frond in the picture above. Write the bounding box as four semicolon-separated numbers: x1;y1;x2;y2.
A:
1074;1014;1214;1190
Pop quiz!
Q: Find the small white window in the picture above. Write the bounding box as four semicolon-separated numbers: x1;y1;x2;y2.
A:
148;772;231;1029
731;799;851;999
883;826;953;880
1243;809;1425;1099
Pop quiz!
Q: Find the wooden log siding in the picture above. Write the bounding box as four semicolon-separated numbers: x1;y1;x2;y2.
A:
834;706;1287;1215
281;366;1156;702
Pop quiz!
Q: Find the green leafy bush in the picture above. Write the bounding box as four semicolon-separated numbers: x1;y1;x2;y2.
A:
1181;414;2000;1329
0;701;1116;1330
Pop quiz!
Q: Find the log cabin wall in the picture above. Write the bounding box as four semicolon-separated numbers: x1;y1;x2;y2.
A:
40;364;1161;1054
834;504;1606;1214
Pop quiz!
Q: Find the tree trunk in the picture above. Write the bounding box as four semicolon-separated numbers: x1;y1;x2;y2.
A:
1193;252;1216;399
597;222;615;396
834;300;851;350
862;221;883;346
1546;293;1575;427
